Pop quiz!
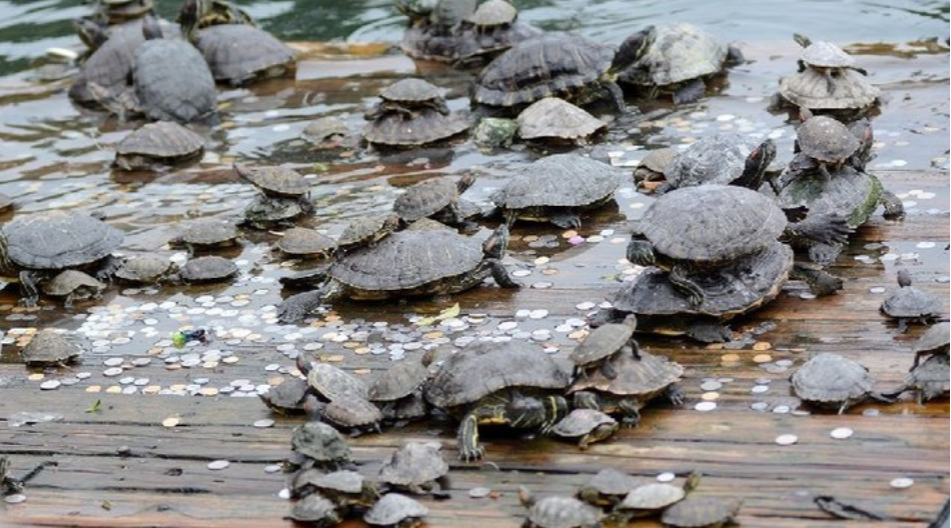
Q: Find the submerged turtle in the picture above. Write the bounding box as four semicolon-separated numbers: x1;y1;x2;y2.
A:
113;121;205;171
171;218;238;252
791;353;883;413
114;255;177;284
575;468;645;508
378;442;449;495
243;196;310;229
42;270;106;308
290;421;353;470
364;493;429;528
474;28;657;113
880;269;943;332
551;409;619;450
657;135;776;193
453;0;542;67
275;228;336;259
393;174;475;224
491;154;621;228
337;213;400;252
518;487;604;528
569;351;684;426
569;314;638;378
21;329;83;367
910;322;950;369
179;256;238;282
277;226;519;323
619;23;741;104
234;164;312;199
286;493;342;526
424;340;570;460
0;211;123;307
516;98;607;146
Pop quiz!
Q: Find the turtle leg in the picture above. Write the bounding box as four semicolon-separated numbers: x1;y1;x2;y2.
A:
616;398;642;427
672;79;706;105
668;264;704;307
880;190;906;220
456;411;487;461
897;318;909;334
791;263;843;296
625;235;656;266
601;81;628;113
665;383;686;406
277;287;333;324
726;45;745;64
598;358;618;380
685;320;733;343
63;293;75;310
95;255;123;281
785;212;853;247
487;259;521;288
18;270;41;308
549;210;582;229
653;181;675;195
572;391;601;411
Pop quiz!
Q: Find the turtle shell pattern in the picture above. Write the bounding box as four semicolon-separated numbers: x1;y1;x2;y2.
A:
114;255;174;283
43;270;105;296
881;286;943;318
791;353;874;405
664;133;759;187
620;23;727;86
323;396;384;428
133;38;217;123
115;121;205;168
3;211;123;270
290;422;352;464
466;0;516;26
338;214;398;249
288;493;339;524
276;228;336;256
237;166;311;197
779;67;880;110
393;177;465;222
800;41;854;68
517;98;606;141
568;350;683;398
777;165;883;228
491;154;620;210
181;218;237;246
569;319;635;367
194;24;296;85
551;409;618;438
307;363;370;401
21;330;82;365
619;483;685;511
368;360;430;402
363;108;469;146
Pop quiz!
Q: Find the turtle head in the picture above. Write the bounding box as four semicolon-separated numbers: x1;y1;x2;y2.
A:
622;314;638;330
735;139;777;190
897;268;912;288
482;224;509;259
625;231;655;267
141;14;163;40
178;0;201;42
518;486;536;508
797;106;815;122
608;26;657;76
683;471;703;494
456;173;477;193
506;392;568;430
74;17;109;49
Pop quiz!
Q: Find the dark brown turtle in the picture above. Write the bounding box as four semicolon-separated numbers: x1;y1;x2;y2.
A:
516;98;607;145
114;255;177;284
393;175;475;224
171;218;238;252
790;353;882;414
364;493;429;528
259;376;309;415
337;213;401;252
286;493;342;526
880;269;944;332
21;329;83;367
178;256;238;282
42;270;106;308
275;228;336;259
234;164;312;199
551;409;618;450
290;421;352;470
114;121;205;171
569;314;638;378
660;495;742;528
378;442;449;495
575;468;645;508
518;487;604;528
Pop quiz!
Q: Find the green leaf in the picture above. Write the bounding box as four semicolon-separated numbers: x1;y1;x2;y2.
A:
416;303;461;326
85;399;102;414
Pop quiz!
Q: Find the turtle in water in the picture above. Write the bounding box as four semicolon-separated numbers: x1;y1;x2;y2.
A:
275;228;336;259
791;353;887;414
393;174;475;226
473;27;658;114
397;0;477;63
337;213;401;253
618;23;743;104
550;409;619;450
301;117;350;149
113;121;205;171
285;493;342;526
289;421;353;471
20;329;84;367
569;314;639;378
178;255;238;283
114;255;177;284
363;79;469;148
490;154;621;229
518;486;604;528
633;147;677;189
880;269;944;332
655;134;777;194
277;226;520;323
243;196;311;230
170;218;238;253
0;211;123;307
378;442;450;496
233;164;313;200
42;270;106;308
364;493;429;528
453;0;542;68
575;468;645;508
516;98;607;146
180;0;296;86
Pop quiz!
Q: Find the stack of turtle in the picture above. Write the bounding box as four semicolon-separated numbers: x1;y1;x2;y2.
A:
452;0;543;68
888;323;950;405
363;78;470;148
234;163;314;229
299;361;384;435
392;174;480;228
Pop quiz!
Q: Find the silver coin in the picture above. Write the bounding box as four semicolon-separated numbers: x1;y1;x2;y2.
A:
830;427;854;440
656;472;676;483
4;493;27;504
103;367;124;377
468;487;491;498
40;380;61;390
890;477;914;489
253;419;275;428
699;381;722;391
775;434;798;446
207;460;230;470
694;401;717;412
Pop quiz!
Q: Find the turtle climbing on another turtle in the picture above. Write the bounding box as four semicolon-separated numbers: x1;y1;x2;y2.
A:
393;174;476;226
289;421;353;471
337;213;401;253
258;377;309;415
362;79;470;148
909;322;950;369
654;134;777;194
880;269;944;332
377;442;450;496
275;228;336;259
569;314;639;379
452;0;542;68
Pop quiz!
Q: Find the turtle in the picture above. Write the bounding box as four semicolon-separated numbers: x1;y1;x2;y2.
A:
0;211;124;307
93;0;155;24
516;98;608;146
289;421;353;470
114;255;177;284
452;0;543;68
363;102;470;148
368;354;433;420
178;255;238;282
302;361;370;402
276;226;519;323
306;395;385;435
796;36;869;92
393;174;475;224
130;15;217;123
473;28;657;114
634;147;678;188
258;376;309;415
491;154;622;229
551;409;619;450
366;79;451;120
20;329;84;367
880;269;944;332
614;483;688;520
575;468;645;508
910;322;950;369
887;352;950;406
364;493;429;528
180;0;296;85
301;117;350;149
569;314;639;378
286;492;342;527
424;340;570;461
397;0;477;63
337;213;401;252
569;350;684;426
618;23;742;104
378;442;450;495
404;218;457;232
290;469;379;509
790;353;884;414
185;0;254;28
113;121;205;171
275;228;336;259
518;487;604;528
42;270;106;308
472;117;519;148
170;218;238;252
656;135;777;194
784;111;862;181
243;196;310;229
660;496;743;528
233;164;312;199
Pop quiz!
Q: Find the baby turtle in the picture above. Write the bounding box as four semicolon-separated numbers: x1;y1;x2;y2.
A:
474;28;657;113
291;469;379;509
424;340;570;461
454;0;541;68
619;23;741;104
378;442;449;495
880;269;943;333
551;409;619;450
21;330;83;367
518;487;604;528
569;314;638;378
234;164;312;199
114;255;177;284
286;492;342;526
0;211;123;307
891;353;950;406
276;228;336;259
634;147;677;188
308;395;384;435
290;422;353;470
259;377;309;415
393;174;475;225
301;117;350;149
576;468;645;508
615;483;687;519
786;111;861;181
491;154;621;229
366;78;450;119
911;322;950;368
114;121;205;171
516;98;607;146
337;213;401;252
243;196;310;229
368;354;433;420
569;351;684;426
42;270;106;308
657;134;776;193
660;496;742;528
791;353;881;414
179;256;238;283
171;218;238;252
364;493;429;528
301;361;370;403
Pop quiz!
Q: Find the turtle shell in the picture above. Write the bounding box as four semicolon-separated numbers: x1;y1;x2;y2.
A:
378;442;449;487
491;154;621;209
405;218;455;232
913;322;951;354
133;38;217;123
364;493;428;526
307;363;370;401
568;351;683;397
908;353;950;401
779;67;880;110
2;212;123;270
323;396;384;428
42;270;105;297
660;496;742;528
620;23;726;86
882;286;943;318
640;148;677;173
474;33;613;108
368;360;431;402
194;24;296;85
791;353;874;406
259;377;309;414
21;330;83;366
114;255;175;283
801;41;854;68
114;121;205;170
525;495;602;528
516;98;607;142
287;493;340;524
569;315;636;367
393;177;467;222
426;340;571;409
179;256;237;282
380;78;443;103
455;22;543;66
244;196;307;225
301;117;349;145
338;213;400;250
362;108;469;146
776;165;882;228
290;422;352;465
180;218;237;246
618;483;685;511
664;134;759;187
466;0;516;26
797;115;860;162
552;410;618;438
579;468;644;497
276;228;336;257
637;185;786;263
235;165;311;198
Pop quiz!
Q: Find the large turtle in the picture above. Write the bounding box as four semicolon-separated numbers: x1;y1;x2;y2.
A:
516;98;607;146
473;28;657;114
0;211;123;306
656;134;777;193
618;23;742;104
113;121;205;171
363;80;469;147
880;269;943;332
790;353;884;414
424;340;571;461
490;154;621;229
